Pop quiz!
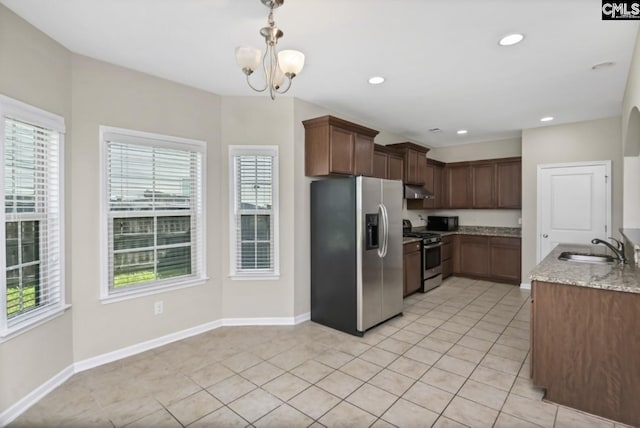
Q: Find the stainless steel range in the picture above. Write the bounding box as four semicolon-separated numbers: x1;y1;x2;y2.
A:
403;220;443;292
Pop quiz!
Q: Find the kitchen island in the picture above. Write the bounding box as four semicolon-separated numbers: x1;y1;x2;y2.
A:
529;244;640;427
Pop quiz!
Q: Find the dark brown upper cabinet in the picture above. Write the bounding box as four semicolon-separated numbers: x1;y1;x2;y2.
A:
445;163;472;208
471;161;496;208
496;158;522;208
303;115;379;177
372;144;404;180
416;157;521;210
386;142;430;185
406;158;446;210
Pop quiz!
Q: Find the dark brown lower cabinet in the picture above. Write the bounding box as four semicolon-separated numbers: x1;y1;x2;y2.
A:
403;241;422;297
488;237;521;283
458;235;490;277
531;281;640;427
453;235;521;284
441;235;453;279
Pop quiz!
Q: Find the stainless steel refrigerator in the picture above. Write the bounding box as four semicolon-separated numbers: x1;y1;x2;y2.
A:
310;176;403;336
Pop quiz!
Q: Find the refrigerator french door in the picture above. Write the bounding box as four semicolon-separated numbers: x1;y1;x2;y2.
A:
310;176;403;336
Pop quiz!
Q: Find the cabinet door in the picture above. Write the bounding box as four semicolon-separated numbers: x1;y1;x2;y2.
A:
472;162;496;208
432;165;444;208
405;149;423;185
497;159;521;208
373;151;388;179
459;235;490;277
404;243;422;296
442;259;453;279
388;155;404;181
422;161;435;209
489;237;521;284
354;134;374;176
441;236;453;279
329;126;354;175
446;165;471;208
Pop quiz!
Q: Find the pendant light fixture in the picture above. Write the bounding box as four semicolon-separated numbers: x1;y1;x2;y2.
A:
235;0;305;100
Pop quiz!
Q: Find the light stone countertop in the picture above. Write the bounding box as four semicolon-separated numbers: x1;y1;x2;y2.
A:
402;237;422;244
529;244;640;294
413;225;522;238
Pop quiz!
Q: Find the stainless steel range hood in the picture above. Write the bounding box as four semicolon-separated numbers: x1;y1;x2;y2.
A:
404;184;434;200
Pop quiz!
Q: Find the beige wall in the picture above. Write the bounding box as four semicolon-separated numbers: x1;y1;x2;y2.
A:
622;30;640;227
0;5;74;413
70;55;223;360
624;156;640;228
521;117;623;283
406;137;523;230
427;137;522;163
219;96;296;319
622;29;640;156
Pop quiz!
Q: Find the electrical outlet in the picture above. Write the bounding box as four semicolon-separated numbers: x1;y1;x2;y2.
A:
154;301;163;315
518;217;522;225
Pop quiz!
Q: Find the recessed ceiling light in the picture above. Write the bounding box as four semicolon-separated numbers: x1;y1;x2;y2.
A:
499;33;525;46
540;116;554;122
368;76;385;85
457;129;468;135
591;61;615;70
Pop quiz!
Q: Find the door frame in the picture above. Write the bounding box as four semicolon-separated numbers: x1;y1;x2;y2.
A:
536;160;612;263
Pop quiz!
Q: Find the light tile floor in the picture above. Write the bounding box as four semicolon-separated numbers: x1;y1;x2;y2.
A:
10;277;632;427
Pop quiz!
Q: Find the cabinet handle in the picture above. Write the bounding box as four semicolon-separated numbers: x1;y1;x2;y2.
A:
542;234;548;238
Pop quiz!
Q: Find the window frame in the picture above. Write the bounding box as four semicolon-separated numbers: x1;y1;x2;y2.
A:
0;95;67;338
228;145;280;280
99;126;207;302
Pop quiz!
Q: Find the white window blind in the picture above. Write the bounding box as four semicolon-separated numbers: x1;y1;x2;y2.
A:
229;146;279;278
1;96;65;336
102;127;205;298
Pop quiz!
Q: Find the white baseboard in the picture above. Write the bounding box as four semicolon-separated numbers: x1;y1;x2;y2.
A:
294;312;311;324
223;312;310;326
0;364;74;427
74;319;224;373
2;312;310;425
520;282;531;290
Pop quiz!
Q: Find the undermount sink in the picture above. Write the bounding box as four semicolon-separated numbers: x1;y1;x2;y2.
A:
558;252;616;264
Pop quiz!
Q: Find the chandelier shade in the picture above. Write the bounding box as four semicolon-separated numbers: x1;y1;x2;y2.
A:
235;0;305;99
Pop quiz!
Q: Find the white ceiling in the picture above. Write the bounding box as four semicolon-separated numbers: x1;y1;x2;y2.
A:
2;0;638;147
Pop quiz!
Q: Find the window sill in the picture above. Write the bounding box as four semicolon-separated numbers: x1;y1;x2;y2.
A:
229;274;281;281
0;304;72;343
100;277;208;304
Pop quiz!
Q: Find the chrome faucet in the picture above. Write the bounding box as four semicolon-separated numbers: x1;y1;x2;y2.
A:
591;237;626;263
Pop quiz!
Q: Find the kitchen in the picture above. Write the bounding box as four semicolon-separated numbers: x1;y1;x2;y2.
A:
1;1;640;427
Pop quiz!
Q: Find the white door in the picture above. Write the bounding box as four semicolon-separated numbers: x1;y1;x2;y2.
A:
537;162;611;262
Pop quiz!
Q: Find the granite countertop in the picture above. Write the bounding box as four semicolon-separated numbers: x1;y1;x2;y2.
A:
403;237;422;244
529;244;640;294
412;225;521;238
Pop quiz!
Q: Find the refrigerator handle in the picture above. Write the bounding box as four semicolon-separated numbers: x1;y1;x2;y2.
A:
376;204;385;258
379;203;389;258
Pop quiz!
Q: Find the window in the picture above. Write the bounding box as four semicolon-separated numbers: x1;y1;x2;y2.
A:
101;127;205;299
0;95;65;336
229;146;279;278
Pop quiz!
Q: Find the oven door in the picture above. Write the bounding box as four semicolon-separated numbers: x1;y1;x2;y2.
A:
423;242;442;291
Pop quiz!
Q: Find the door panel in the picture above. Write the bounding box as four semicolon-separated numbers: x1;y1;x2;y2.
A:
373;151;388;179
329;126;354;174
381;179;404;321
358;177;383;331
354;134;374;176
538;163;609;262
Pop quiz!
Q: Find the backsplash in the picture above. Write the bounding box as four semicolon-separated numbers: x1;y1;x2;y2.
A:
403;203;522;228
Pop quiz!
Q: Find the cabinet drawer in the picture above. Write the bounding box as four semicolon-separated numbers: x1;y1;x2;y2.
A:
489;236;520;247
404;241;422;254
